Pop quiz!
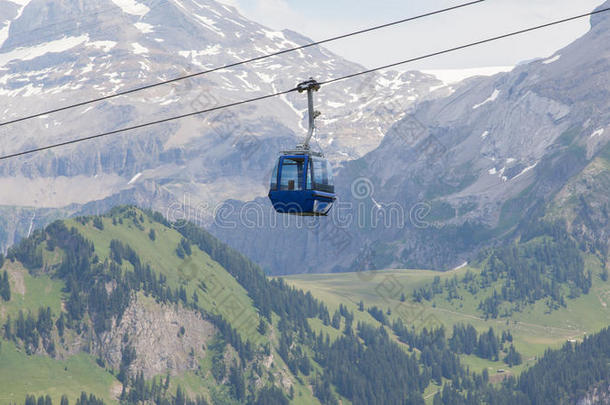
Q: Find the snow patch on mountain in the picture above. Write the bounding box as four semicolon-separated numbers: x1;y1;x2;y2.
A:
88;41;117;52
0;0;31;48
0;83;40;96
134;22;154;34
473;89;500;110
0;25;9;48
128;173;142;185
110;0;150;16
7;0;32;5
0;35;88;67
543;54;561;64
132;42;148;54
327;101;346;108
591;128;604;138
179;45;222;59
255;71;275;84
512;162;539;181
194;14;226;37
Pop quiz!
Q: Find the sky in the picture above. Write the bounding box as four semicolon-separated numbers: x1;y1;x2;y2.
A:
219;0;606;73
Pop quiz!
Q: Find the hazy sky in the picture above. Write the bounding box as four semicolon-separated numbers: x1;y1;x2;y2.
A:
220;0;606;70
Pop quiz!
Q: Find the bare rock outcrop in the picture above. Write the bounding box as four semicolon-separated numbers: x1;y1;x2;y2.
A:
94;294;215;379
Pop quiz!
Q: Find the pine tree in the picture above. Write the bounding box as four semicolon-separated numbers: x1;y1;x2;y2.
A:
1;270;10;301
56;313;65;337
93;217;104;230
257;318;267;335
175;385;186;405
164;373;171;392
504;344;522;367
229;365;246;401
331;310;341;329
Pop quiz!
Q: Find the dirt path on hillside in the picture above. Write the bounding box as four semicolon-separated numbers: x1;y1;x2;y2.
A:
432;307;583;337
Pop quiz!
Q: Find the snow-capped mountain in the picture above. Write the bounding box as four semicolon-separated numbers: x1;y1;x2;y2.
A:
0;0;446;215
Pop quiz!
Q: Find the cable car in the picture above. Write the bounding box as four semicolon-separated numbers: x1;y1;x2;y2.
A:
268;79;336;216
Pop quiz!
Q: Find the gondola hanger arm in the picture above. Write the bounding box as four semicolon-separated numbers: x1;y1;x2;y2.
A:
296;78;321;151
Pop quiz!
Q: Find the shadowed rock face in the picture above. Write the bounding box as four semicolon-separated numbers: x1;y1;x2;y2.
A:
0;0;446;252
211;8;609;275
94;295;215;379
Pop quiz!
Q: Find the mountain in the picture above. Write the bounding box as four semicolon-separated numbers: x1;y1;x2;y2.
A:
0;0;449;252
212;2;610;275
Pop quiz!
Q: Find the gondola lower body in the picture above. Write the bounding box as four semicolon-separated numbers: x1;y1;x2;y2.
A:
268;190;335;216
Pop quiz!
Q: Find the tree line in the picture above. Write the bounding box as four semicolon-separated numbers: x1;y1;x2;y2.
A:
16;393;104;405
3;307;54;355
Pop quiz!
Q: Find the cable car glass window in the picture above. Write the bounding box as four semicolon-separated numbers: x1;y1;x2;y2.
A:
280;158;305;191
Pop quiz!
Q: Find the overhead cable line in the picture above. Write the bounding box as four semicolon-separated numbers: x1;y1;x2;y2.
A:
0;0;485;127
0;6;608;162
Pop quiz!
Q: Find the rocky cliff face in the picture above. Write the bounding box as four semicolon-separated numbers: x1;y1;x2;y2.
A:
93;294;215;379
576;384;610;405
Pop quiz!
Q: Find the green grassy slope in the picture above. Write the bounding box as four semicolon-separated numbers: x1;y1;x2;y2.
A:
1;260;64;319
0;341;119;404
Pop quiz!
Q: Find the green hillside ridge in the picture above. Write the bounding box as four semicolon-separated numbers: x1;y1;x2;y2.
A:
0;207;319;405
